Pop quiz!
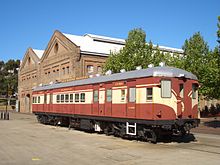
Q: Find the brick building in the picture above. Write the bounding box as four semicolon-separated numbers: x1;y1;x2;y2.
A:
18;30;183;113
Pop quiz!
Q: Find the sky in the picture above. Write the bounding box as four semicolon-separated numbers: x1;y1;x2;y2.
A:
0;0;219;62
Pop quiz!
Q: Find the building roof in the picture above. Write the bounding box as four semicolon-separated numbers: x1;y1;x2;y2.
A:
32;49;44;59
63;33;124;56
33;66;197;91
63;32;184;56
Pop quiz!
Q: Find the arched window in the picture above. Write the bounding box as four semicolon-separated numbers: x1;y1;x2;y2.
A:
54;43;59;54
87;65;94;75
97;66;102;74
28;57;31;65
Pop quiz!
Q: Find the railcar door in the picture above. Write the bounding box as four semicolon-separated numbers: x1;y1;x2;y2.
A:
92;85;99;116
43;92;49;112
104;83;112;117
127;81;136;118
99;87;105;116
176;79;186;118
48;92;53;113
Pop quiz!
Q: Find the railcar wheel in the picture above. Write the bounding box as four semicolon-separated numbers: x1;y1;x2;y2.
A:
144;129;157;143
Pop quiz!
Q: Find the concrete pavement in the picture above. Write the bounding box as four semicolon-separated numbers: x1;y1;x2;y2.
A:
0;112;220;165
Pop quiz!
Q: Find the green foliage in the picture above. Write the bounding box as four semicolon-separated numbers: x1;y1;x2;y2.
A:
0;59;20;96
182;32;209;77
104;28;153;72
181;32;220;99
217;16;220;39
103;28;220;99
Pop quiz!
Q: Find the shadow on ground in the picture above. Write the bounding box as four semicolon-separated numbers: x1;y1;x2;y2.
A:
156;134;196;144
204;120;220;128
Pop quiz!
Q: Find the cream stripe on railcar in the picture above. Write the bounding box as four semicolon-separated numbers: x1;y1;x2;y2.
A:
136;83;160;88
136;87;177;115
46;94;50;104
112;88;127;104
52;89;93;95
99;90;105;104
53;91;93;104
189;90;198;109
85;91;93;104
32;94;44;104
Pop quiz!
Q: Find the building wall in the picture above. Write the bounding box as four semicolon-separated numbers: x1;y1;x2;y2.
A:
18;47;107;113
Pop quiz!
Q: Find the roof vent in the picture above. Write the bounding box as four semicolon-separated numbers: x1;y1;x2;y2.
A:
39;83;43;87
120;69;126;73
148;64;154;68
178;74;185;78
136;66;142;70
159;62;165;67
105;70;112;75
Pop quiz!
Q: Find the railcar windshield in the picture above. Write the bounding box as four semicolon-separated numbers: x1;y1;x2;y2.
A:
161;80;171;98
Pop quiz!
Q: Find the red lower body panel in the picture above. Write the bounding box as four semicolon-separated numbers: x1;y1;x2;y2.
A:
33;103;177;120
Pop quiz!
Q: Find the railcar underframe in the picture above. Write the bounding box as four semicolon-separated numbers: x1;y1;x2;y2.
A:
35;112;200;143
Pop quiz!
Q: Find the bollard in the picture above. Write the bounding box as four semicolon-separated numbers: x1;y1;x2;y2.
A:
6;112;9;120
0;112;9;120
4;112;6;120
0;112;3;119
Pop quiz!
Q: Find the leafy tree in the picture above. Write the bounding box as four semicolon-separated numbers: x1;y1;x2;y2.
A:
182;32;209;76
202;48;220;99
182;32;209;97
217;16;220;39
0;59;20;96
104;28;153;73
103;28;220;99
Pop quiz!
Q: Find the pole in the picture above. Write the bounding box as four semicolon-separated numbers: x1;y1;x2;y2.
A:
5;84;8;113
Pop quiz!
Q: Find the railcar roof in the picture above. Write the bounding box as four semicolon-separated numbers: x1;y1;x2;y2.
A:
33;66;198;91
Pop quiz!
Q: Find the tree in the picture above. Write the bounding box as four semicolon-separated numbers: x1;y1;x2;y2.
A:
182;32;209;76
217;16;220;39
182;32;209;97
182;32;220;99
0;59;20;96
103;28;153;73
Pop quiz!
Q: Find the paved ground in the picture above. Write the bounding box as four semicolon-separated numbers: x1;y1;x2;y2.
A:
0;112;220;165
192;117;220;135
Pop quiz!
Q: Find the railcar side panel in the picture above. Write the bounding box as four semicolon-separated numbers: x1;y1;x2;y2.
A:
127;80;136;118
104;83;112;116
92;84;99;116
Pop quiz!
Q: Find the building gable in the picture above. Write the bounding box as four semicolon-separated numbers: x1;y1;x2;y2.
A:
20;48;41;71
40;30;80;63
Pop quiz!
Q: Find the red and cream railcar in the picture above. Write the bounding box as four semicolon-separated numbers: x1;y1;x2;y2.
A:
32;66;200;142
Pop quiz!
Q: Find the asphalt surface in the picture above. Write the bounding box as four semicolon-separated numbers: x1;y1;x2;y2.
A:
0;112;220;165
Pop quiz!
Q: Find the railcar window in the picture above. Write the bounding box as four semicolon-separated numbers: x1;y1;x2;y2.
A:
56;95;60;103
93;90;98;102
129;88;136;102
106;89;112;102
50;93;53;104
121;89;126;101
32;97;36;103
161;80;171;98
44;94;47;103
61;94;64;103
70;94;74;102
80;93;85;102
146;88;153;100
192;84;197;99
38;96;40;103
75;93;79;102
179;84;184;98
65;94;69;102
